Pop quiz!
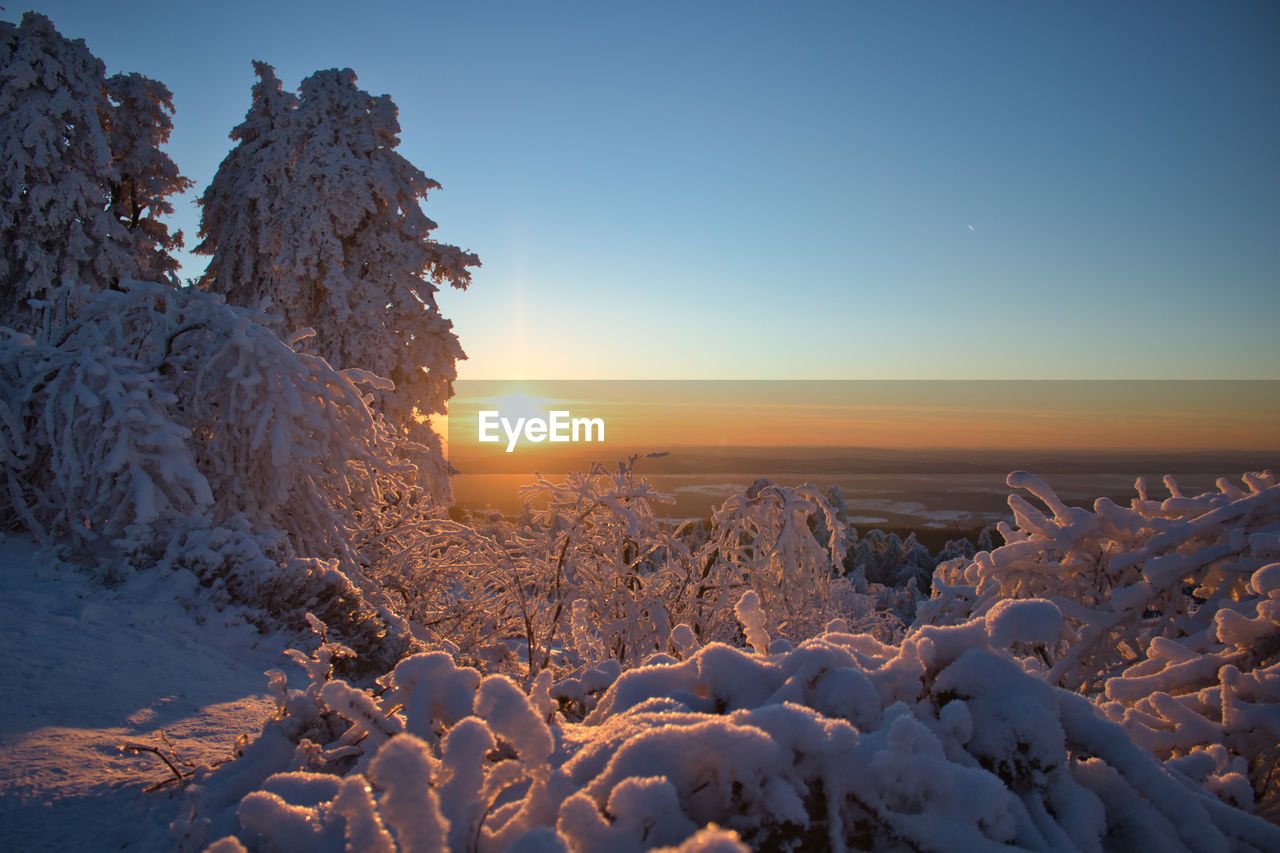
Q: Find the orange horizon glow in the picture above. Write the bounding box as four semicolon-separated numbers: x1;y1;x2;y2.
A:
440;381;1280;455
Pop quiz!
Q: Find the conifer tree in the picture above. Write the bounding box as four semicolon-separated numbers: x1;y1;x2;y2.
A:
104;72;192;282
0;13;188;330
197;63;479;497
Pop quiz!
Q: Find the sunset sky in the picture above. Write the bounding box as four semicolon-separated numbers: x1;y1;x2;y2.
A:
446;381;1280;456
24;1;1280;382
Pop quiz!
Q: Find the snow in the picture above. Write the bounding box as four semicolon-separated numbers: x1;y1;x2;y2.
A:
731;590;770;653
983;598;1063;648
3;14;1280;847
0;534;291;851
174;558;1280;851
6;466;1280;851
1250;561;1280;596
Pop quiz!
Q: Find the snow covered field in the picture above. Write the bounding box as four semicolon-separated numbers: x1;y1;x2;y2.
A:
4;468;1280;851
0;537;290;851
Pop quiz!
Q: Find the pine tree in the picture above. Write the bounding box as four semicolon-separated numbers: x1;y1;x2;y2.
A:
192;61;297;311
104;72;192;282
0;12;188;331
196;64;479;498
0;12;129;327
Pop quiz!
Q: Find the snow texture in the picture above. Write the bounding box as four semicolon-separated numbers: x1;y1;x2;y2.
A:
0;534;288;851
183;473;1280;851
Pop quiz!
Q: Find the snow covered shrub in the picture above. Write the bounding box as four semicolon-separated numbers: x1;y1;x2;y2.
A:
920;469;1280;815
0;306;210;542
184;597;1280;852
700;478;849;641
0;280;422;662
0;279;411;559
371;462;861;683
368;457;692;677
509;460;691;671
1100;554;1280;821
148;522;410;676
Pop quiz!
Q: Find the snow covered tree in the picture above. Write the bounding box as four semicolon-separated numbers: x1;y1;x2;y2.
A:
191;61;296;306
103;72;192;282
0;12;130;328
195;63;479;499
0;13;188;331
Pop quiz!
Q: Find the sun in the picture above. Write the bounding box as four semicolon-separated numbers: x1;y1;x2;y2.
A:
484;391;560;425
442;388;567;454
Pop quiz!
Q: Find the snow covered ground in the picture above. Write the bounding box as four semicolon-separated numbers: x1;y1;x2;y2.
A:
0;535;289;851
4;466;1280;852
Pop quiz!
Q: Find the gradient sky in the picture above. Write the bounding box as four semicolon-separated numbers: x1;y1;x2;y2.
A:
19;1;1280;380
445;381;1280;455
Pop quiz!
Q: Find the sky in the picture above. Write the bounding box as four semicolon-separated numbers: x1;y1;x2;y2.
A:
444;381;1280;455
15;1;1280;381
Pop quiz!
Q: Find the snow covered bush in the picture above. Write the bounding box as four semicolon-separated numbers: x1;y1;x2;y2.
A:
0;279;426;661
699;478;850;643
149;521;411;676
921;469;1280;817
0;279;412;560
0;299;210;544
195;62;480;498
180;592;1280;852
368;461;865;683
368;458;694;677
1100;555;1280;822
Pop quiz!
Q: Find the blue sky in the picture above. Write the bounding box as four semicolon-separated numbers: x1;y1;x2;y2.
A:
20;1;1280;379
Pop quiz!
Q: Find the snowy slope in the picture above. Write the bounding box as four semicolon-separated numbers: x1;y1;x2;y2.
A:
0;535;290;851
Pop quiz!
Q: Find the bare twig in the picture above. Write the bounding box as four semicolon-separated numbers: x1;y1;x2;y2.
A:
120;732;194;791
